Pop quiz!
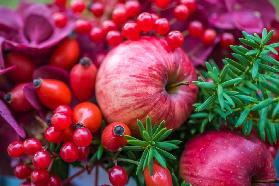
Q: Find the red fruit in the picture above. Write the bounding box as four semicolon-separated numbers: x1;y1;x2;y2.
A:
51;113;72;131
144;162;172;186
48;175;62;186
73;127;93;147
180;131;276;185
108;166;128;186
122;22;140;40
5;53;35;83
31;170;49;185
62;127;74;142
34;79;72;110
155;18;170;35
14;164;32;179
188;20;204;38
4;83;32;112
54;0;66;7
7;141;24;157
106;31;122;47
102;20;117;35
23;138;42;155
32;150;52;170
59;142;79;163
155;0;170;9
125;0;140;18
202;29;217;45
70;57;97;101
44;126;62;143
75;19;92;34
221;32;235;49
90;2;104;17
101;122;131;152
71;0;86;13
137;12;155;32
54;105;72;116
73;102;102;133
90;27;105;42
50;38;80;70
112;6;127;25
174;4;189;21
166;31;184;49
53;12;68;28
180;0;197;12
77;146;90;160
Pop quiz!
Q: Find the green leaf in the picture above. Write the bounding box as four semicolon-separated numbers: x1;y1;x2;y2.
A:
242;120;253;136
262;28;268;40
96;145;103;160
128;140;148;147
196;95;216;112
142;131;152;141
223;58;245;70
122;146;144;151
272;102;279;117
259;63;279;73
262;29;273;45
269;42;279;48
239;38;258;48
190;112;208;119
163;140;181;145
267;122;277;144
221;78;242;87
251;98;273;111
51;158;69;179
146;117;152;135
156;142;179;151
137;119;145;137
171;172;180;186
152;128;167;141
266;45;278;55
251;61;259;79
223;93;235;107
230;45;249;55
195;81;215;89
136;149;148;175
235;109;250;127
156;147;176;160
246;49;259;56
260;81;279;95
200;119;208;133
258;107;268;140
261;55;279;67
153;148;167;168
157;129;173;141
217;85;224;110
147;148;154;176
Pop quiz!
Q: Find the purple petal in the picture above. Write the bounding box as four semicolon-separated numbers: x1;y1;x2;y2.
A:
0;7;21;31
209;12;235;30
232;11;263;33
33;65;69;83
0;37;5;68
182;36;219;67
23;83;45;117
0;65;16;75
0;100;25;138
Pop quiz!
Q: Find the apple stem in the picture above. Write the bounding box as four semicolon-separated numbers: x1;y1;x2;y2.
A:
166;81;189;91
253;178;279;183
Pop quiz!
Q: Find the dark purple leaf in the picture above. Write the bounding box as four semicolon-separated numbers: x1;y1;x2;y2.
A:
33;65;69;83
0;100;25;138
0;37;5;68
0;65;15;75
23;83;45;117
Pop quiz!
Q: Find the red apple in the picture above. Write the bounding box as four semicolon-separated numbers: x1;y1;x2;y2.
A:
180;130;276;186
96;37;197;133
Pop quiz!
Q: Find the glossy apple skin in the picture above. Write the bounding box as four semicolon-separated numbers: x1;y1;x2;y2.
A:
96;37;197;133
180;131;276;186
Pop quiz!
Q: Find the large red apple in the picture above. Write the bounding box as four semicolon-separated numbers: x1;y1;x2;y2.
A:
96;37;197;132
180;130;276;186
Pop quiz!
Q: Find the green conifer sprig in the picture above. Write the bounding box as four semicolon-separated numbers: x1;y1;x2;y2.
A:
190;28;279;143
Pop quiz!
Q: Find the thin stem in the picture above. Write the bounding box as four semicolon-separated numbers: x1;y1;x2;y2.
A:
95;166;99;186
63;168;87;184
253;178;279;183
166;81;189;91
117;158;139;165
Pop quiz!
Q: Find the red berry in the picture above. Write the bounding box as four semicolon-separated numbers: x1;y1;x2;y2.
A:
180;0;197;12
174;4;189;21
90;2;104;17
109;166;128;186
102;20;117;35
90;27;105;42
32;150;52;170
53;12;67;28
73;127;93;147
54;0;66;7
106;31;122;47
48;175;62;186
4;83;32;112
155;0;170;9
112;6;127;25
44;127;62;143
221;32;235;49
54;105;72;116
166;31;184;49
75;19;92;34
51;113;72;131
122;22;140;40
71;0;86;13
155;18;170;35
137;12;155;32
144;161;172;186
23;138;42;155
125;0;140;18
188;20;204;38
14;164;32;179
7;141;24;157
62;127;74;142
31;170;49;185
202;28;217;45
77;146;90;160
59;142;79;163
101;122;131;152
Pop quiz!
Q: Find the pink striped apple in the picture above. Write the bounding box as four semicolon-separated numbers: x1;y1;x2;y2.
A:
96;37;198;133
